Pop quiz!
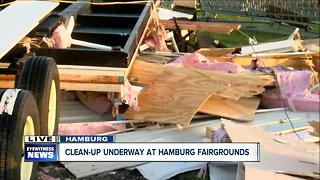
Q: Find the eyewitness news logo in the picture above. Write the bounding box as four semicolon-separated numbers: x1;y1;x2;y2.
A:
24;135;114;162
24;143;57;162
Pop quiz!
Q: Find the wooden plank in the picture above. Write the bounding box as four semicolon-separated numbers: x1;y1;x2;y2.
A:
59;74;122;84
125;60;274;125
199;96;260;121
232;56;314;69
309;120;320;136
251;51;319;58
172;0;196;9
124;1;154;78
195;48;315;69
0;73;122;84
195;70;275;98
58;65;126;76
223;120;320;180
60;82;121;92
159;19;241;34
0;76;123;92
0;1;59;59
196;48;236;62
0;75;14;89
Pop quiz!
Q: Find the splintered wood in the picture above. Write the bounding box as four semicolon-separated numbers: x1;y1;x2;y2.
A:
125;60;274;125
310;120;320;137
159;19;241;34
125;60;211;125
196;48;317;70
199;96;260;121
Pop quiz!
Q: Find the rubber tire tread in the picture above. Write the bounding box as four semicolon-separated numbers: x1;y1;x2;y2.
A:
0;90;40;180
17;56;60;135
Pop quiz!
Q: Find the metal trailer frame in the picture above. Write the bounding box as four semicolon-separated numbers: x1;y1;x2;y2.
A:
1;1;151;89
0;0;152;118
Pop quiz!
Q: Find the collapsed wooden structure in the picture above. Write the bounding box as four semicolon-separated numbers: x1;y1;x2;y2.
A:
1;1;318;179
125;59;274;125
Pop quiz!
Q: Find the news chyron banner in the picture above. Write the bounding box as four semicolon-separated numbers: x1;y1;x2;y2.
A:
24;136;260;162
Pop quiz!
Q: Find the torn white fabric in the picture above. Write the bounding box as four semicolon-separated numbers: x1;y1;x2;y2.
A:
0;89;21;115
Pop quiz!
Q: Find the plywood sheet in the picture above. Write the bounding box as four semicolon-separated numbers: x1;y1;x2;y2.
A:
125;60;274;125
199;96;260;121
223;120;320;180
0;1;59;59
126;60;211;125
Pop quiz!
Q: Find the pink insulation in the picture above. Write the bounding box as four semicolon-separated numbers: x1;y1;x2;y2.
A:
43;24;72;48
121;80;142;111
262;69;319;112
167;53;247;73
144;23;169;52
76;92;113;115
211;125;228;143
58;122;126;135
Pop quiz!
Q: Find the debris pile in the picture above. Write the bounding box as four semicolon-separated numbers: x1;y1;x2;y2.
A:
45;2;320;180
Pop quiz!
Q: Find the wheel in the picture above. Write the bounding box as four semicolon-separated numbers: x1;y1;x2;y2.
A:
0;89;40;180
16;56;60;136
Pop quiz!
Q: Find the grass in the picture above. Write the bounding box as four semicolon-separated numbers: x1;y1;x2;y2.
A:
209;29;287;48
195;10;304;48
163;4;318;48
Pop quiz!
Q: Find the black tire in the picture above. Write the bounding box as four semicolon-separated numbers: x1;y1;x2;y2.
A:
0;89;40;180
16;56;60;136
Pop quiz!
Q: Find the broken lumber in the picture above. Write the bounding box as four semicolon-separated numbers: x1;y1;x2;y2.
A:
223;120;320;180
159;19;241;34
309;120;320;137
196;48;236;62
195;48;316;69
126;60;211;125
0;66;126;91
241;28;304;55
125;60;274;125
231;56;314;69
199;96;260;121
251;51;319;58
